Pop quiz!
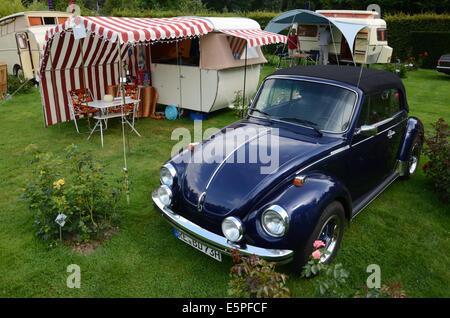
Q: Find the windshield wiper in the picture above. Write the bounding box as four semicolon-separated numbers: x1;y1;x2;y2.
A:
250;108;273;123
251;108;271;117
277;117;323;137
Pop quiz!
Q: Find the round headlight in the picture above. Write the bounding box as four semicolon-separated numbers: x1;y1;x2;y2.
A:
159;163;176;186
157;185;173;207
261;205;289;237
221;217;244;243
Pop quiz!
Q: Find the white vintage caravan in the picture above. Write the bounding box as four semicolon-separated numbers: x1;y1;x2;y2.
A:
0;11;72;80
149;17;274;113
314;10;392;64
265;9;392;65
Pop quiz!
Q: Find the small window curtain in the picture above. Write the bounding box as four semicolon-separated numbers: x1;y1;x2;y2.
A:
227;36;247;59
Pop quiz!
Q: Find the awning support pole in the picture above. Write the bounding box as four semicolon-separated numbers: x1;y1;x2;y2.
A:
328;21;339;66
79;38;91;130
117;39;130;206
48;47;62;132
242;44;248;118
176;40;182;117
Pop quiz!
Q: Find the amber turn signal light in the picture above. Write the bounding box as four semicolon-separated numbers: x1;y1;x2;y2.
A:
293;175;307;186
188;142;199;151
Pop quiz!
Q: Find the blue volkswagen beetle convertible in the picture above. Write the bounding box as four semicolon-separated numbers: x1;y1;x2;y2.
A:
152;65;424;272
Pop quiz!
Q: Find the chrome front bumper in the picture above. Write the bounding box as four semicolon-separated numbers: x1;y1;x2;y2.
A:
152;190;294;264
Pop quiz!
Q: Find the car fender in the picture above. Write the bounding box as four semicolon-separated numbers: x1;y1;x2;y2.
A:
244;172;352;251
398;116;424;162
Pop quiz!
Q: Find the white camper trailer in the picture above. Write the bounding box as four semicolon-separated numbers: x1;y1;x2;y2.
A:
0;11;72;81
265;9;392;65
38;16;286;127
313;10;392;64
148;17;278;113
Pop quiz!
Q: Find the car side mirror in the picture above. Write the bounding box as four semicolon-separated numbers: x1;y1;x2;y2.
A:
359;124;378;137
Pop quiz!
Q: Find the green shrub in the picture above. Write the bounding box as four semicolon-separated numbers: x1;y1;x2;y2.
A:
20;144;123;244
7;74;34;95
422;118;450;203
354;282;407;298
228;249;290;298
381;62;412;78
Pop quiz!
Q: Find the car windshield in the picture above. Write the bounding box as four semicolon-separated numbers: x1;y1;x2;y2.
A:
250;78;357;133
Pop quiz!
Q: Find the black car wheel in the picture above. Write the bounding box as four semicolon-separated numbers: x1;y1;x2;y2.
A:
292;201;345;273
400;135;422;180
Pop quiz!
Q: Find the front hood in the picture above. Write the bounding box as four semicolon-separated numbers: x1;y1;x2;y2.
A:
181;120;343;217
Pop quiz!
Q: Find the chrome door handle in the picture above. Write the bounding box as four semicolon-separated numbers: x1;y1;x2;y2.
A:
387;130;396;139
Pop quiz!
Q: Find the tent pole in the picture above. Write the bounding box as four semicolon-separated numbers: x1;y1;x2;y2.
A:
117;39;130;205
79;38;91;130
242;43;248;118
48;47;62;132
328;21;339;66
176;40;182;117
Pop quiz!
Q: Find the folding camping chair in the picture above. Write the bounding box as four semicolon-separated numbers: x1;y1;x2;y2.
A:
274;44;290;69
307;50;320;64
68;88;98;133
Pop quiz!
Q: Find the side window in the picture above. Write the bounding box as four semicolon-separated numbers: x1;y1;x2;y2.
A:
387;89;402;117
357;89;400;127
357;96;370;127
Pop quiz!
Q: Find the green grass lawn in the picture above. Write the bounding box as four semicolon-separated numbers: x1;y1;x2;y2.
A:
0;66;448;297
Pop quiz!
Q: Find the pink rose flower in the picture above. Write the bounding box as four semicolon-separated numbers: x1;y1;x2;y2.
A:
313;240;326;249
312;250;321;260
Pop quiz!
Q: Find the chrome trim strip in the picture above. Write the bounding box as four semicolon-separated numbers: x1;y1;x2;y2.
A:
437;66;450;69
205;128;271;190
295;145;349;175
152;190;294;263
352;117;407;148
330;145;350;155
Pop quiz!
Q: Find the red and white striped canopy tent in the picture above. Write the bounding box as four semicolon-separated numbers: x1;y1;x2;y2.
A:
39;16;286;127
39;16;214;126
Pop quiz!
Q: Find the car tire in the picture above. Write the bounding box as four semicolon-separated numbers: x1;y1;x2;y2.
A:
400;135;422;180
292;201;345;274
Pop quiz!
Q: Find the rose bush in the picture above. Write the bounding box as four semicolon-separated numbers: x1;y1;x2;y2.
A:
20;144;124;245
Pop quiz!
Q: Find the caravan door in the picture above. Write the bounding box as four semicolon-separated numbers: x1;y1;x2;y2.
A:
180;66;201;112
15;32;35;80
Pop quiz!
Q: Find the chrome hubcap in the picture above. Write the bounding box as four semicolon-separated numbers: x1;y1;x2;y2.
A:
317;215;341;263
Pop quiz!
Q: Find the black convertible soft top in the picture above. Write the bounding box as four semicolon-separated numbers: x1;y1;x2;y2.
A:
272;65;408;109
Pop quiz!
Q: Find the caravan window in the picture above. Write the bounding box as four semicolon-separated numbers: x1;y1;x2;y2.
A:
298;25;317;37
377;28;387;41
28;17;43;26
151;38;200;66
43;17;57;25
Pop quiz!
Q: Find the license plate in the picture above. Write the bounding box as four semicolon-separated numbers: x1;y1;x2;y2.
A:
174;228;222;262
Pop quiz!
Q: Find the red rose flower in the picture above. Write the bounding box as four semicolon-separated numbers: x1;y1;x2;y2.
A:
409;57;413;60
424;52;428;56
423;163;428;170
419;53;423;57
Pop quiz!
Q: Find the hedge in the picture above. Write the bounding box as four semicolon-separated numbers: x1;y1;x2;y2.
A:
111;10;450;67
409;31;450;69
384;13;450;65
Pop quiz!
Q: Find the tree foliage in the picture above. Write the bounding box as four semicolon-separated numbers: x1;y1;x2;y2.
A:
1;0;446;18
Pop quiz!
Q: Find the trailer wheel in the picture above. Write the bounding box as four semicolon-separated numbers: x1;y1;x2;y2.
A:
14;65;25;83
